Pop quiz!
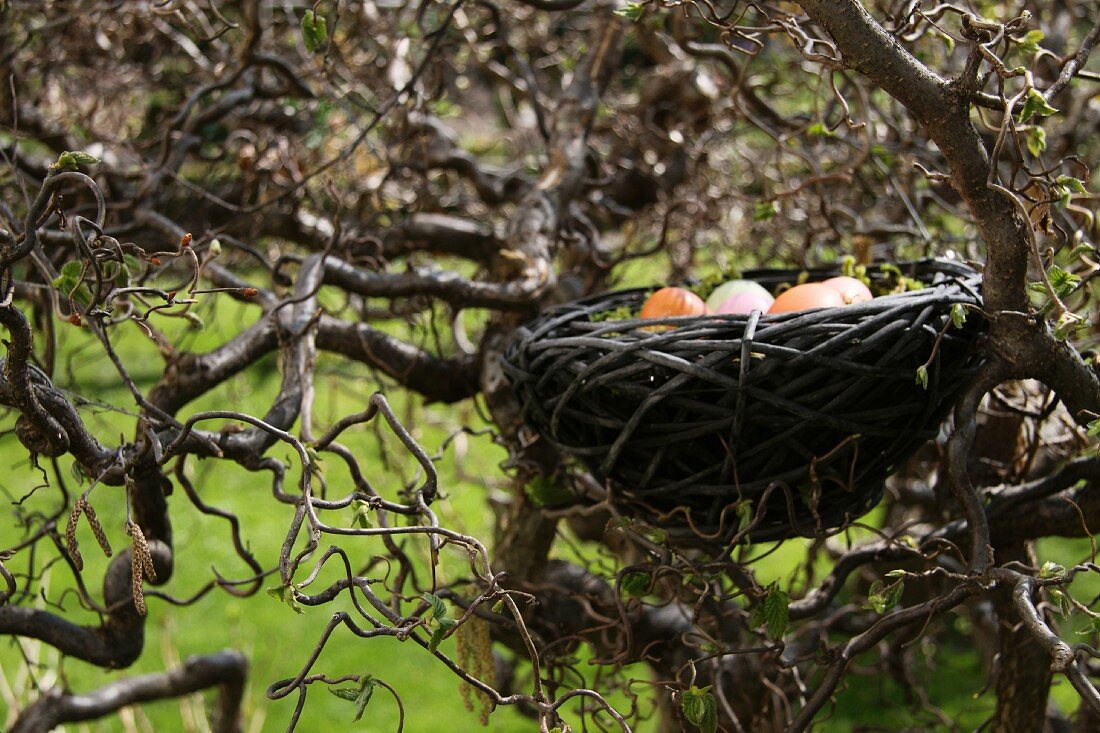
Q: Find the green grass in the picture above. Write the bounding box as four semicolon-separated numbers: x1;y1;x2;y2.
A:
0;297;536;732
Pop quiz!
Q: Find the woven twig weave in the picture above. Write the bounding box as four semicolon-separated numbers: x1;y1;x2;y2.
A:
502;259;985;544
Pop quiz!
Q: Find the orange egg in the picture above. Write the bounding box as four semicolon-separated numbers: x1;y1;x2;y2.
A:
640;287;708;328
822;276;873;304
767;283;846;314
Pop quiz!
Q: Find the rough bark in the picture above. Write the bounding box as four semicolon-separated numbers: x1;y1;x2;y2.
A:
992;542;1054;733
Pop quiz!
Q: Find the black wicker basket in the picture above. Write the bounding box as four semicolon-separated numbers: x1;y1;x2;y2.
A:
502;259;985;544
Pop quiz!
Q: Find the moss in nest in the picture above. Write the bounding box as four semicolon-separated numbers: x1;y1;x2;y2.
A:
877;263;926;295
688;269;742;301
589;304;638;322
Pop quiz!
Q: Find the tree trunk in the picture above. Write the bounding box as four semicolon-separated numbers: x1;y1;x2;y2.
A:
992;541;1054;733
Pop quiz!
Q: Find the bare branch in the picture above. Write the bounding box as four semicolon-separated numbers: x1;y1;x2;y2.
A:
10;650;247;733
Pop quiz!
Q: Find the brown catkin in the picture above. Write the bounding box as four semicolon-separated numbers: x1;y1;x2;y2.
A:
65;499;84;571
141;548;156;581
456;615;495;726
125;521;153;615
471;615;494;725
126;521;156;582
81;501;112;558
130;551;146;616
455;616;475;714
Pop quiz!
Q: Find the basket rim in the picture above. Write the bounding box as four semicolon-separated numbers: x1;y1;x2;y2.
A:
511;258;982;345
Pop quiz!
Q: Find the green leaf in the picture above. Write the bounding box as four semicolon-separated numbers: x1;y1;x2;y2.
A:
865;579;905;613
52;260;92;305
621;571;650;598
1026;126;1047;156
301;10;328;53
304;444;325;469
51;259;83;290
329;687;361;702
1049;588;1072;617
1069;242;1096;258
751;583;790;639
1017;29;1045;56
1053;312;1082;341
100;260;121;284
1087;418;1100;439
806;121;834;137
885;569;907;579
1055;185;1073;209
56;151;100;171
1018;88;1058;122
266;585;305;614
1046;265;1081;299
524;475;574;508
422;592;449;624
613;2;645;21
351;499;373;529
58;260;84;282
681;685;717;733
950;303;967;329
428;617;456;653
353;677;376;721
328;676;378;722
1039;561;1066;579
1052;177;1087;207
639;524;667;545
915;365;929;390
1056;175;1088;195
753;200;777;222
736;500;753;536
1077;616;1100;635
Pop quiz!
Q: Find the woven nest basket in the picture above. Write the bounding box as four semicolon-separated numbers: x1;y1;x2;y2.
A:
502;259;985;544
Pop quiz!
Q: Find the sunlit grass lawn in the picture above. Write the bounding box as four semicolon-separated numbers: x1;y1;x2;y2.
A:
0;295;540;732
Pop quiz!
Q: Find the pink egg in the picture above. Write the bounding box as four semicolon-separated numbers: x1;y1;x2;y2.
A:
716;291;775;315
705;280;772;312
